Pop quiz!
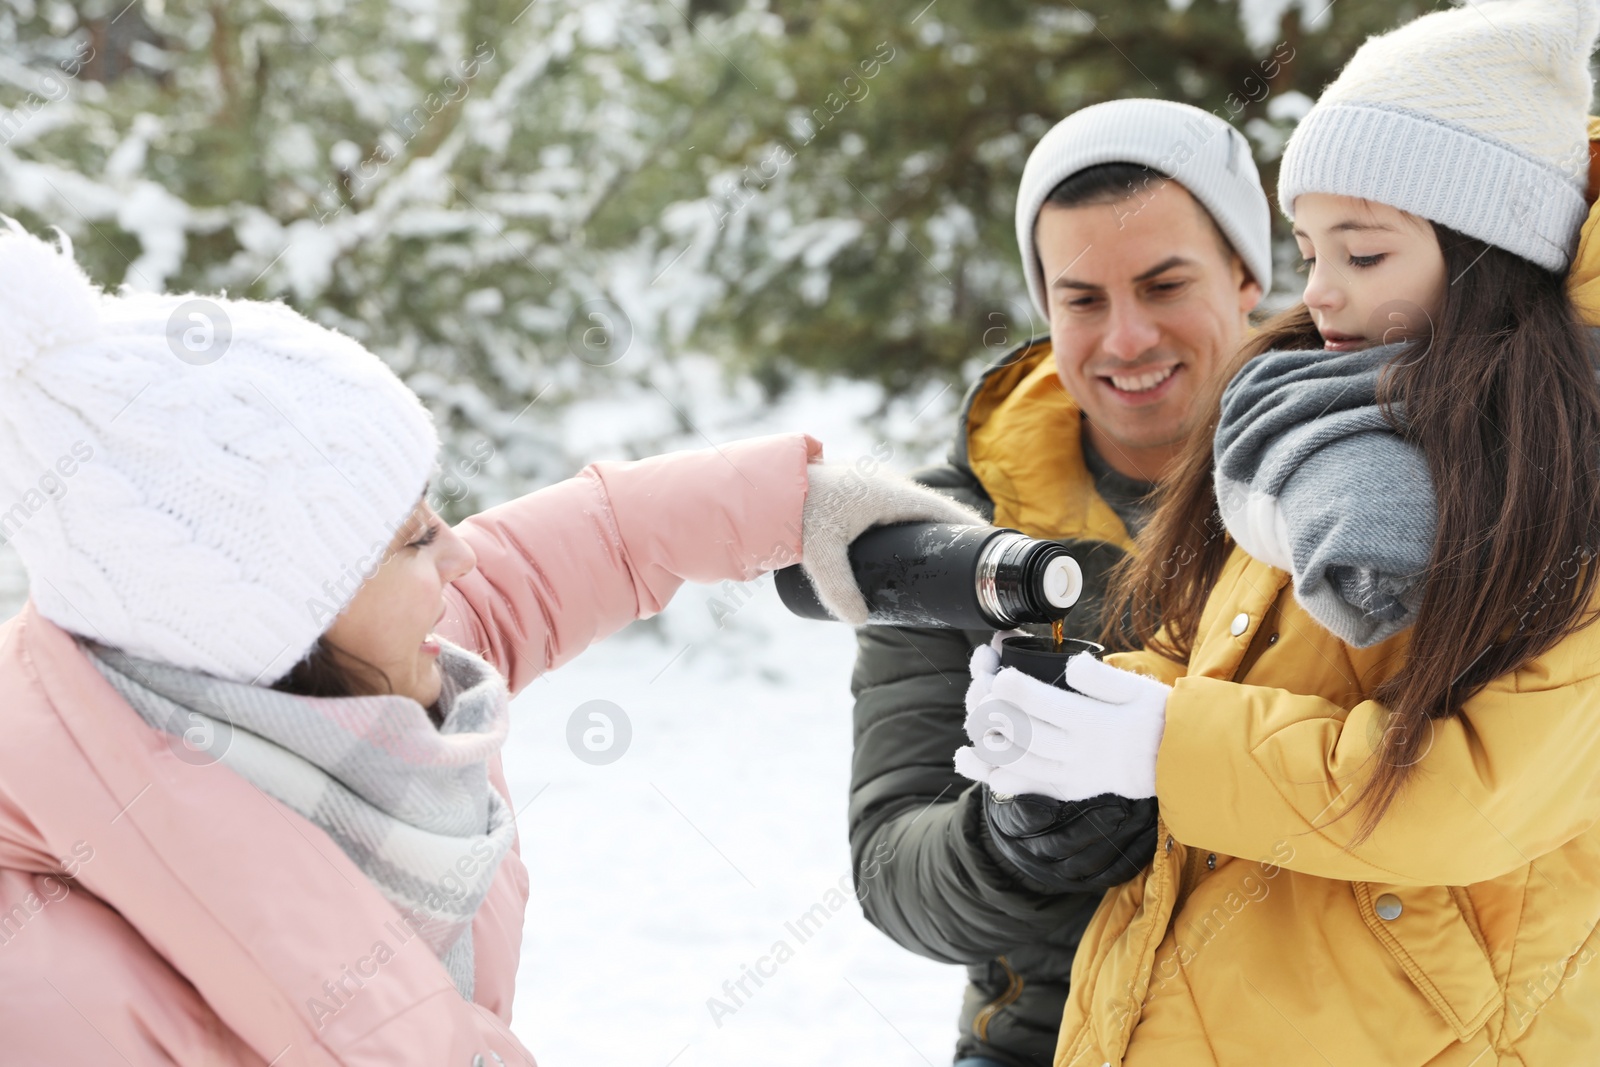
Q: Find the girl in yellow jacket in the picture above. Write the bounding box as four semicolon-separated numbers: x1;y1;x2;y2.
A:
953;1;1600;1063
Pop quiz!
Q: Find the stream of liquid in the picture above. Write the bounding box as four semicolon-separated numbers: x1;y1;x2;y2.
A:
1052;617;1065;651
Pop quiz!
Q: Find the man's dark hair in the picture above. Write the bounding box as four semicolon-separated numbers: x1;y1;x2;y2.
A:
1043;162;1168;210
1042;162;1239;270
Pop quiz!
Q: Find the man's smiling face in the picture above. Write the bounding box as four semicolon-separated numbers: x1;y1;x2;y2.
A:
1037;179;1261;480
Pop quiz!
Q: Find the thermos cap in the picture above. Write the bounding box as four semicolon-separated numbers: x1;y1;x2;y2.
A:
1042;555;1083;610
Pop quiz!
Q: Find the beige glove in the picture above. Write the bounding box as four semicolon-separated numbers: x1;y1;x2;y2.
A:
799;463;987;625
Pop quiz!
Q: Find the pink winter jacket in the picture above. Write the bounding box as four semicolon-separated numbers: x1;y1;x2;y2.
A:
0;433;818;1067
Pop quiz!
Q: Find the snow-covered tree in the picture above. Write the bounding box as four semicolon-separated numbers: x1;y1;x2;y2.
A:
0;0;1471;517
682;0;1435;394
0;0;749;515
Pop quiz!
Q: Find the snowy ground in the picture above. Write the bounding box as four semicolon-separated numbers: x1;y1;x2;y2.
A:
0;366;974;1066
505;575;968;1066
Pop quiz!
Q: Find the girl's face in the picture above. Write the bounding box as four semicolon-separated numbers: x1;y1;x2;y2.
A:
323;496;478;708
1292;193;1447;352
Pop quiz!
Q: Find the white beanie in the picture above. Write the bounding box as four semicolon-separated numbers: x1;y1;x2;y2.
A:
1015;98;1273;317
0;221;439;685
1279;0;1600;272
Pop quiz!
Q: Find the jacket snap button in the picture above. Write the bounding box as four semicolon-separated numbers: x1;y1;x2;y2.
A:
1267;633;1278;645
1206;853;1216;869
1165;835;1174;853
1375;893;1403;920
472;1056;486;1067
1230;612;1249;636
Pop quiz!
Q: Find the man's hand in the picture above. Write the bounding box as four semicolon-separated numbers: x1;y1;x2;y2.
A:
981;785;1158;892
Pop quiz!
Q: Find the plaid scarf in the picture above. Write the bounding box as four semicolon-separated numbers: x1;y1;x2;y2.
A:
84;635;516;1000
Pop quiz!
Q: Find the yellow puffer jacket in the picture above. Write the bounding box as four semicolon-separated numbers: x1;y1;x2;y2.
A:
1056;129;1600;1067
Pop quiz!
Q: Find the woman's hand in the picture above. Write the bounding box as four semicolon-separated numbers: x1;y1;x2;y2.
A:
954;641;1170;802
799;463;986;624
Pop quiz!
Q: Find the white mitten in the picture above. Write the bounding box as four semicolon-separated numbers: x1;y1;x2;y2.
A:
800;463;987;625
954;636;1043;799
954;650;1171;803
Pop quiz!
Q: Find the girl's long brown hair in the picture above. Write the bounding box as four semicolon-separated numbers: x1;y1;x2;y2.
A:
1105;222;1600;840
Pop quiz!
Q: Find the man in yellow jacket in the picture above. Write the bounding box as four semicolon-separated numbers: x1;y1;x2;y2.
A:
846;98;1268;1067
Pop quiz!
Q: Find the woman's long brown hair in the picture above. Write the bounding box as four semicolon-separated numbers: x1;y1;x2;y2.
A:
272;640;447;726
271;638;395;699
1105;222;1600;840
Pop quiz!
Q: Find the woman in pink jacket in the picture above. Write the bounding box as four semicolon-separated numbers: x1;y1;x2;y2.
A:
0;222;977;1066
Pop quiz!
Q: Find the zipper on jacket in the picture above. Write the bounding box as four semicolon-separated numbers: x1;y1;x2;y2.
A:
1172;838;1214;913
973;955;1025;1041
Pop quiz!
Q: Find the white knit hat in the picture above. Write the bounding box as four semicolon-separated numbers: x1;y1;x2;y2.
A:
1015;98;1273;317
0;221;439;685
1279;0;1600;272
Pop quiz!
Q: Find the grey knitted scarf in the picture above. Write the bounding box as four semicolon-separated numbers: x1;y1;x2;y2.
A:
1213;340;1435;647
84;636;517;1000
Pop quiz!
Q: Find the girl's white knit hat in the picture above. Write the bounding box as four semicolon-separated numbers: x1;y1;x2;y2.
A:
1279;0;1600;272
0;221;439;685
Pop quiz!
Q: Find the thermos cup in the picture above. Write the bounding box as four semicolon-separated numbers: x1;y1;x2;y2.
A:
997;635;1105;686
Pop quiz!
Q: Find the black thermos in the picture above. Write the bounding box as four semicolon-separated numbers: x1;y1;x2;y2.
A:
774;522;1083;630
